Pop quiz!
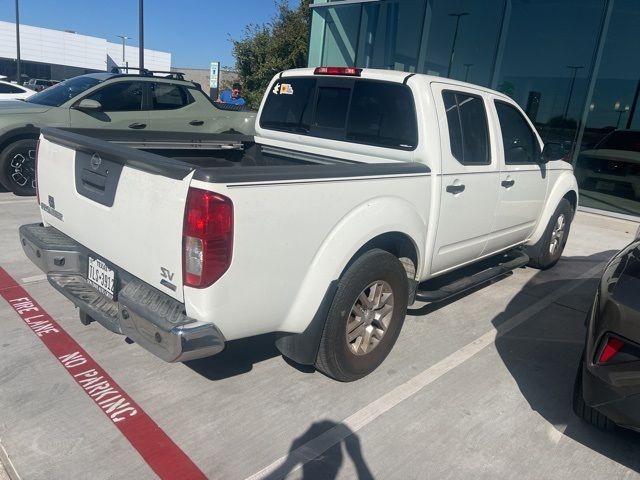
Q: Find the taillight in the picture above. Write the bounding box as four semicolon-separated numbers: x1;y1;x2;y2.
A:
183;188;233;288
314;66;362;76
35;138;40;205
597;335;640;365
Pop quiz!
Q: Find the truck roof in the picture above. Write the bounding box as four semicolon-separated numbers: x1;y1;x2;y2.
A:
280;67;512;101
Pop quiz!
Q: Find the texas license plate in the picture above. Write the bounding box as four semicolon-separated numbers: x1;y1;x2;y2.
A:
87;256;116;300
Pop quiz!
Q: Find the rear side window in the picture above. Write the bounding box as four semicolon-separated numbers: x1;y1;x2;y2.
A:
151;83;194;110
442;91;490;165
495;100;540;164
0;83;23;94
347;81;418;149
260;77;418;150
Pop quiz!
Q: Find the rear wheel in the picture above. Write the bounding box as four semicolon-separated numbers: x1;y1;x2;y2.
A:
0;139;38;196
315;249;409;382
572;355;616;432
527;198;573;269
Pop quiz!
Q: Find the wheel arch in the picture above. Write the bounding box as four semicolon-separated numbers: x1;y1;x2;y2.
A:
527;171;578;246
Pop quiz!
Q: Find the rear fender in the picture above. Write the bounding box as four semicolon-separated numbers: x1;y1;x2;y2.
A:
279;196;426;334
527;170;578;246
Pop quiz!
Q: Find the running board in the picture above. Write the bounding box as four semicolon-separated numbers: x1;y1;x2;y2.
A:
414;250;529;303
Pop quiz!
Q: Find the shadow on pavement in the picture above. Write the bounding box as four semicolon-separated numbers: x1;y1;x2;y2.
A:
264;420;374;480
492;251;640;472
184;333;281;380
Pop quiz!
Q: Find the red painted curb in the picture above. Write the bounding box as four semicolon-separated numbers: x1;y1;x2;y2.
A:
0;267;207;480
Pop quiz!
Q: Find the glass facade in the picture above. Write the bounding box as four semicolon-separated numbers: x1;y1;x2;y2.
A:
308;0;640;218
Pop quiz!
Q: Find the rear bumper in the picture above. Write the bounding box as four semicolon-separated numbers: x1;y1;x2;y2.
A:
19;223;225;362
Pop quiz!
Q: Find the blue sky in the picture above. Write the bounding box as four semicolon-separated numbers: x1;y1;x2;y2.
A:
0;0;296;68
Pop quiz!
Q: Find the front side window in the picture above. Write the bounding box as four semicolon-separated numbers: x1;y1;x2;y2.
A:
151;83;194;110
86;81;144;112
495;100;540;164
442;91;490;165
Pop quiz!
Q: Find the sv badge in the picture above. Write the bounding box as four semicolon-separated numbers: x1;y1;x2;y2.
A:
160;267;174;281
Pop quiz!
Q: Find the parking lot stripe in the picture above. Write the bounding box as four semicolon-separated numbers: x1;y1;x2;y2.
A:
0;267;207;480
246;262;605;480
20;274;47;284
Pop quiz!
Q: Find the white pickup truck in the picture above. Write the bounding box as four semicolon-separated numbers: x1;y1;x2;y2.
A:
20;67;578;381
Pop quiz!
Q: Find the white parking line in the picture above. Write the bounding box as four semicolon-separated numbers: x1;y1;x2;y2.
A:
0;438;20;480
246;262;605;480
20;274;47;284
0;199;36;206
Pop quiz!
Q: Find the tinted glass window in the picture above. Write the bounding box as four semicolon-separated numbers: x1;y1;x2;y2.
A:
347;81;418;149
596;131;640;153
260;78;316;133
27;76;101;107
151;83;194;110
87;81;144;112
443;91;490;165
495;100;539;164
0;83;23;94
314;87;350;129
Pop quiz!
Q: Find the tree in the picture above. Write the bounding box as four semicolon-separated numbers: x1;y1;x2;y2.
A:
232;0;311;107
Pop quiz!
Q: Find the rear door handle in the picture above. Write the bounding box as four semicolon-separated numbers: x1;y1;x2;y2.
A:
501;179;515;188
189;120;204;126
446;184;465;194
128;122;147;129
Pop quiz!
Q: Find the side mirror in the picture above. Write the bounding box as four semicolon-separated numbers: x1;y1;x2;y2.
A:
540;142;564;163
74;99;102;111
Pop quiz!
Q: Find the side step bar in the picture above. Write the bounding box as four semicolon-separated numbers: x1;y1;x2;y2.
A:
415;250;529;303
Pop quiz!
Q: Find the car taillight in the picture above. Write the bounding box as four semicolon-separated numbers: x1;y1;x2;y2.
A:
183;187;233;288
35;138;40;205
314;66;362;76
597;335;640;365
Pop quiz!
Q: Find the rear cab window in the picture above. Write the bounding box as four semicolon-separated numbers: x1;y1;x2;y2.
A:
260;76;418;150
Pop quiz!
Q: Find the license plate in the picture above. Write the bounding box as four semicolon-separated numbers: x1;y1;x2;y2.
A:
595;180;615;192
87;256;116;300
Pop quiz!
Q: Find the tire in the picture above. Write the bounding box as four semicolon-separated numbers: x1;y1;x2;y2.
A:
526;198;573;270
315;249;409;382
0;139;38;196
572;355;616;432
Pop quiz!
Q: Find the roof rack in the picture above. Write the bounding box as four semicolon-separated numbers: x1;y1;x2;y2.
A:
109;66;186;81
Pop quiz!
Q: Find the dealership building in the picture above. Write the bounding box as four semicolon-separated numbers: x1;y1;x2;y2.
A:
308;0;640;218
0;21;171;82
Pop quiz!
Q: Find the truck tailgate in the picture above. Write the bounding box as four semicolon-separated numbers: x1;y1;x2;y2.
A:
36;129;194;302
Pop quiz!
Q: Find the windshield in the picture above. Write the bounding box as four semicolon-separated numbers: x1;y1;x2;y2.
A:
27;76;101;107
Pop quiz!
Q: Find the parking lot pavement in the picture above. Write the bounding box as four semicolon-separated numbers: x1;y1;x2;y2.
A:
1;191;639;480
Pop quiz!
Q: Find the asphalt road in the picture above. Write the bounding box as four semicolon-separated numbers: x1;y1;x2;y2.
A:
1;191;639;480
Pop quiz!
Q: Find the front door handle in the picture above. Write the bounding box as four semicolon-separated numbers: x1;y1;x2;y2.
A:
128;122;147;129
446;184;466;194
501;179;515;188
189;120;204;126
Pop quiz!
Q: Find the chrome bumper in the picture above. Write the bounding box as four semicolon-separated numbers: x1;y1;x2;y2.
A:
19;223;225;362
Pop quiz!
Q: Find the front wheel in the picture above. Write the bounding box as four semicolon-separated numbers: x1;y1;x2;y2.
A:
526;198;573;270
315;249;409;382
0;139;38;196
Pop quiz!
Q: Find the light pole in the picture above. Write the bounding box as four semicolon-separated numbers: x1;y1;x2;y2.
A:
116;35;130;70
463;63;473;82
139;0;144;70
447;12;469;78
614;101;630;129
15;0;21;83
563;65;583;121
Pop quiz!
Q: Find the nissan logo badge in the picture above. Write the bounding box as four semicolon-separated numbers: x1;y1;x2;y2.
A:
90;152;102;170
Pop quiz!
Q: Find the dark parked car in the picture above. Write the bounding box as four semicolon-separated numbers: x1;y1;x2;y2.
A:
573;230;640;432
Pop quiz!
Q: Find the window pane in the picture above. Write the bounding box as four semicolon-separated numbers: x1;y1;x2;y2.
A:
87;82;143;111
260;78;316;133
347;81;417;149
574;0;640;216
152;83;193;110
495;100;538;164
443;91;463;161
0;84;11;94
314;87;350;129
443;91;489;164
458;95;490;164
